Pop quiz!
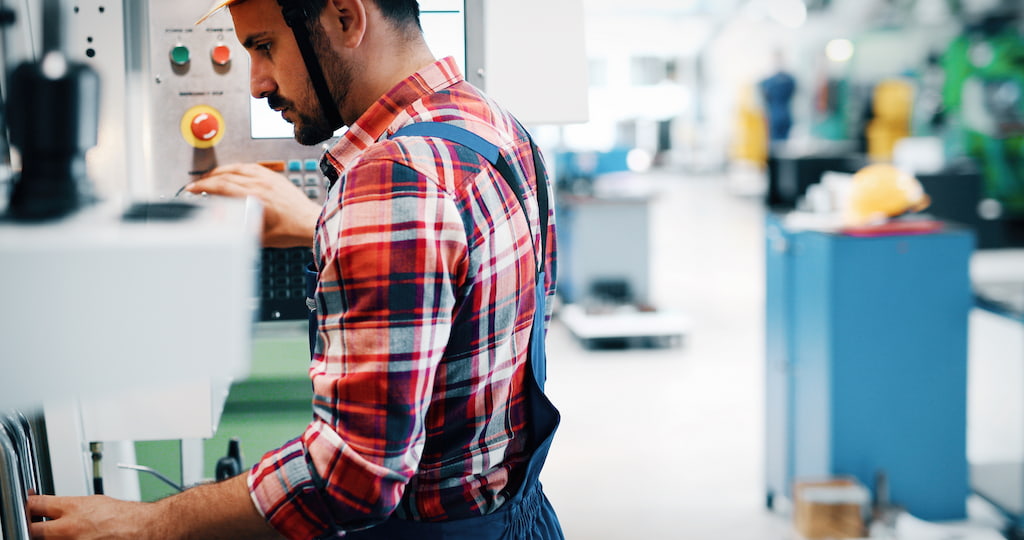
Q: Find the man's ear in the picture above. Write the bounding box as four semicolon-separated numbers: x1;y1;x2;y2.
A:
325;0;366;48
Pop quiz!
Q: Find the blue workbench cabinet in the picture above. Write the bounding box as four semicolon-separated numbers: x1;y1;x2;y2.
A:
764;214;975;521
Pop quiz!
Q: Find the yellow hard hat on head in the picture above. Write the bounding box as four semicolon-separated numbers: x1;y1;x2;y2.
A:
844;164;930;226
196;0;244;25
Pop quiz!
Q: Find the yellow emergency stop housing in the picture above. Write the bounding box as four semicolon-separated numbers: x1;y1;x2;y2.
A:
180;104;226;149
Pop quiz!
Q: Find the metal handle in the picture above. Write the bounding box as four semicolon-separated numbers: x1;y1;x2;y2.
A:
2;412;39;494
0;423;30;540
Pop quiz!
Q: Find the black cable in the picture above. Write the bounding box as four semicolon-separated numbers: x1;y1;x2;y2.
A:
116;463;185;493
276;1;343;130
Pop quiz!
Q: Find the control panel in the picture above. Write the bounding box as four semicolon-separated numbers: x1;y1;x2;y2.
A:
143;0;330;201
143;0;329;321
65;0;469;321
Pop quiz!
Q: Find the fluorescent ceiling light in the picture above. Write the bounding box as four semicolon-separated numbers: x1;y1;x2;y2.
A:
826;38;854;63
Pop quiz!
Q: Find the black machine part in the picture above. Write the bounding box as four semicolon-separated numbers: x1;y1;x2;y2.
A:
5;0;99;221
215;437;244;481
6;52;99;220
1;2;16;197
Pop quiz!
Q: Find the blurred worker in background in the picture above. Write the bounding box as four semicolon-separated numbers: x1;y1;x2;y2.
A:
759;51;797;143
27;0;563;538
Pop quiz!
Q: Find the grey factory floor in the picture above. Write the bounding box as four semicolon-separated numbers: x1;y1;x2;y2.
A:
536;167;1015;539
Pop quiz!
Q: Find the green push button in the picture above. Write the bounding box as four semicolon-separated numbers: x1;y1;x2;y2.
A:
170;45;190;66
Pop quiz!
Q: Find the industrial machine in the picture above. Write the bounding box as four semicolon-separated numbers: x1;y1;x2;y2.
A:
941;6;1024;219
0;2;262;536
0;0;475;507
1;0;589;532
98;0;475;321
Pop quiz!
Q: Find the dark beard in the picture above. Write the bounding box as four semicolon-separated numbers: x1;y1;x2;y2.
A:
294;107;336;146
290;22;353;145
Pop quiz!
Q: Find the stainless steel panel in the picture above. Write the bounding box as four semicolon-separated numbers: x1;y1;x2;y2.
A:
141;0;329;200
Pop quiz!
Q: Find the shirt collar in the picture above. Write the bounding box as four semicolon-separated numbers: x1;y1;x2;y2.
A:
320;56;464;183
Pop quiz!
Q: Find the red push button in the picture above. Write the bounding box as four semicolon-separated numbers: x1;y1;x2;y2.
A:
190;112;220;141
211;44;231;66
180;105;224;148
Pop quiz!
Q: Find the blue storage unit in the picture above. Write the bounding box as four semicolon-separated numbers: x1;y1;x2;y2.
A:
764;215;975;521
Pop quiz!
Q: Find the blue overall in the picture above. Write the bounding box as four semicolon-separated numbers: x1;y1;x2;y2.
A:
304;122;563;539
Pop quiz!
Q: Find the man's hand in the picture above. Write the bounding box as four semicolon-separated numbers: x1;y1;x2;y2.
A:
27;475;282;540
27;495;157;539
187;163;322;248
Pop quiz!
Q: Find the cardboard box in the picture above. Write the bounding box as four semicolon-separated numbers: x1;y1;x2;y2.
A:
793;477;870;539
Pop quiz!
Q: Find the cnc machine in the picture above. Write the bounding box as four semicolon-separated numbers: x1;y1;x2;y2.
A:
0;0;588;535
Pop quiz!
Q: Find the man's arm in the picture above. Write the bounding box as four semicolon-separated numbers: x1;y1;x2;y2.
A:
28;474;283;540
186;163;322;248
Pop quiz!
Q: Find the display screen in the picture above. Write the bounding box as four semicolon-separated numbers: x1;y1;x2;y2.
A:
249;0;467;139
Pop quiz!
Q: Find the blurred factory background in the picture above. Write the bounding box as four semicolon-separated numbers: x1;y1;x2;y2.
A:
534;0;1024;538
2;0;1024;538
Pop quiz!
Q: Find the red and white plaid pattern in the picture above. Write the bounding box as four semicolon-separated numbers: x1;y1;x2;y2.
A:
248;57;557;539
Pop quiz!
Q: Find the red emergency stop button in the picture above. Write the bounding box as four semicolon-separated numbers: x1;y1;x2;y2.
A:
211;44;231;66
180;105;225;148
190;112;220;141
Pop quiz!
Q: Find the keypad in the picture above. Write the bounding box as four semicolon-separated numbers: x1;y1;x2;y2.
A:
257;156;327;320
259;247;312;321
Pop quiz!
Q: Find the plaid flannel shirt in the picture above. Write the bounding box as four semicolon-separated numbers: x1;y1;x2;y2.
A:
248;57;557;538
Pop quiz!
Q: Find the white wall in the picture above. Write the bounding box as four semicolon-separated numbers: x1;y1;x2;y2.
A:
481;0;590;126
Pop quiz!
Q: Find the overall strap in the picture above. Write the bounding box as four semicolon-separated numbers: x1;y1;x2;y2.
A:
340;124;564;539
390;122;549;277
391;122;551;390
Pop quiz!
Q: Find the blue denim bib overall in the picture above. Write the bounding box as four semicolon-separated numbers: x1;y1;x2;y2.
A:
304;122;563;539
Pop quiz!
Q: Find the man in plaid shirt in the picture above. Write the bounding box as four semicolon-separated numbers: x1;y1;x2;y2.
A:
27;0;563;538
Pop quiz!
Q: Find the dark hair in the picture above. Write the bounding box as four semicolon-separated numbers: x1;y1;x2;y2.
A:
282;0;421;32
374;0;420;29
